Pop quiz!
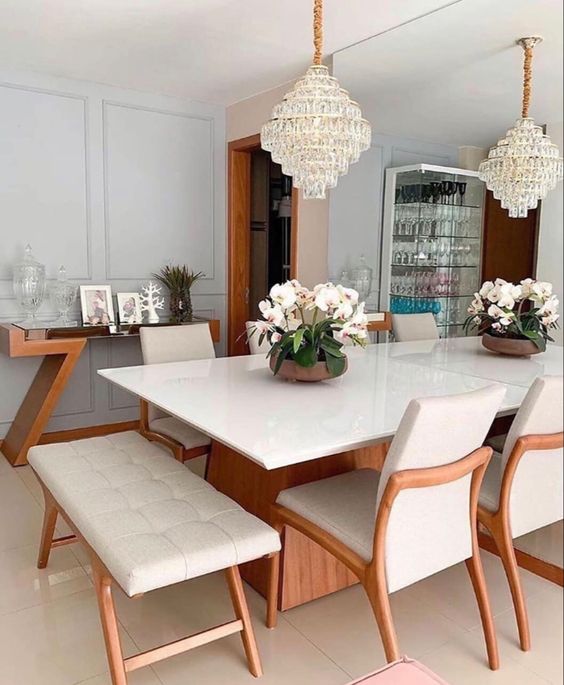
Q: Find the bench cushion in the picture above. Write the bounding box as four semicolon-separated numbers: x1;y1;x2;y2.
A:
348;657;448;684
29;431;280;597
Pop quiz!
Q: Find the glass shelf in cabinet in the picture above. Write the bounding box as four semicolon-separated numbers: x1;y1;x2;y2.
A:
390;293;474;300
391;263;480;269
394;202;481;209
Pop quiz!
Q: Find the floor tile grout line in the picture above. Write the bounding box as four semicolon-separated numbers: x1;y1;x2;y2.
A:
279;611;356;679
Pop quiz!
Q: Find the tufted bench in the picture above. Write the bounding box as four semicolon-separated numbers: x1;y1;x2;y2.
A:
28;431;281;685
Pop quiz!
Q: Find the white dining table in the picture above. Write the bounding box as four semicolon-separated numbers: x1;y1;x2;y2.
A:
98;337;560;471
98;336;563;608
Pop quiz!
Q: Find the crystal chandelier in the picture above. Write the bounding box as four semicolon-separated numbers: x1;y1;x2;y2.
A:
261;0;371;199
479;37;563;218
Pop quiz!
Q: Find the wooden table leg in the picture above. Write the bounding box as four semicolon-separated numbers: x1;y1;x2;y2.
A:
206;440;388;610
0;327;85;466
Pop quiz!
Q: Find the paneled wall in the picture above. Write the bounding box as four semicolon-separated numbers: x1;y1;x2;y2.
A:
328;133;459;308
0;69;226;438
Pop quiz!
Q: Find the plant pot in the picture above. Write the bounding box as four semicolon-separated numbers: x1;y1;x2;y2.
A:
169;290;193;323
269;355;348;382
482;333;542;357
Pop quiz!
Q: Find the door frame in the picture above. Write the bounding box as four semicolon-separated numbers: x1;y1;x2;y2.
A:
227;134;299;356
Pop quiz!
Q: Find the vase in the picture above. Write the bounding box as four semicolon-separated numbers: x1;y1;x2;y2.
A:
482;333;542;357
12;245;46;324
269;355;348;382
169;290;193;323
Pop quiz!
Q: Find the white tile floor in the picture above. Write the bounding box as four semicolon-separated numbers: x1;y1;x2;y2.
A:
0;459;562;685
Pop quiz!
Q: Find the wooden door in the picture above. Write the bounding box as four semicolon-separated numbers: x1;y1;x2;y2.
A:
481;191;540;283
228;147;252;356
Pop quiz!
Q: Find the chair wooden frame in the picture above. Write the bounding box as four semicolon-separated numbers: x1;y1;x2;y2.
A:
268;446;500;671
477;432;564;653
35;476;280;684
139;399;209;463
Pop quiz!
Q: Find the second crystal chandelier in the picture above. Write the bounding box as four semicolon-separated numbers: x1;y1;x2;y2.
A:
261;0;372;199
479;37;563;218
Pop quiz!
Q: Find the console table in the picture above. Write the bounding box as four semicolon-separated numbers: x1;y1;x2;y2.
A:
0;319;220;466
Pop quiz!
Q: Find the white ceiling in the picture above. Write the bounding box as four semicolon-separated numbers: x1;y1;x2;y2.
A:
0;0;459;105
334;0;564;147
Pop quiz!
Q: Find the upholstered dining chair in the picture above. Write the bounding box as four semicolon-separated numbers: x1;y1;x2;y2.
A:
267;385;506;670
246;321;271;355
479;375;563;652
139;324;215;463
391;313;439;342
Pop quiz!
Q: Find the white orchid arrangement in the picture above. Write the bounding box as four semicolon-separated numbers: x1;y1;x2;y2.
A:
465;278;559;351
250;279;369;376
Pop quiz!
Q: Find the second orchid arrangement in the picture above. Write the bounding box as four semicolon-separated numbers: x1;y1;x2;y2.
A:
465;278;559;351
249;280;368;377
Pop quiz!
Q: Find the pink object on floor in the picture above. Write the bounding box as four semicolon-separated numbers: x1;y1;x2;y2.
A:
348;657;449;684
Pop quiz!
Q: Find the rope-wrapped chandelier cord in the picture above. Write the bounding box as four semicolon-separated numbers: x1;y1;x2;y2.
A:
313;0;323;65
521;42;534;118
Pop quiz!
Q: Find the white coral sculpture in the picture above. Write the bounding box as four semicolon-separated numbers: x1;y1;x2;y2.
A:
139;281;165;324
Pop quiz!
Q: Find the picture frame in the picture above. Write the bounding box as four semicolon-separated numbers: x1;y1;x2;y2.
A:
79;285;115;326
116;292;143;325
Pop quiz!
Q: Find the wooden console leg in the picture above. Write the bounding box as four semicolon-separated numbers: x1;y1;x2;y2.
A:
92;564;128;685
225;566;263;678
2;345;84;466
37;490;58;569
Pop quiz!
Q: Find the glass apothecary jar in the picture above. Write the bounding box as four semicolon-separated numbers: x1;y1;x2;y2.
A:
50;266;78;326
12;245;47;324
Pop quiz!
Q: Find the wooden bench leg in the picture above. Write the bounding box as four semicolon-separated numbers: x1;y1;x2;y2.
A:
37;489;59;569
225;566;263;678
92;564;128;685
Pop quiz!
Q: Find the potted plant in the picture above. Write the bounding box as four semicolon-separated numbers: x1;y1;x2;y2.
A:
153;265;204;323
464;278;559;355
248;280;368;381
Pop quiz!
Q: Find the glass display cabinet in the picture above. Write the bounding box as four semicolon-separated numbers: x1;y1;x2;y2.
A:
380;164;485;338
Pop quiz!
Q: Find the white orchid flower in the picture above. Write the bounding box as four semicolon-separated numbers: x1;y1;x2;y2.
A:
271;331;282;343
314;285;342;312
468;294;484;315
538;296;559;316
479;281;495;298
530;281;554;303
269;282;297;309
336;285;360;305
520;278;535;297
497;282;522;310
487;304;514;327
259;300;285;327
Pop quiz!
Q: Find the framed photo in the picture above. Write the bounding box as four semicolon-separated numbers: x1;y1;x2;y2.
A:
79;285;115;326
117;292;143;325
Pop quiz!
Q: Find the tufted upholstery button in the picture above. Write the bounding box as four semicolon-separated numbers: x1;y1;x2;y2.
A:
29;431;280;597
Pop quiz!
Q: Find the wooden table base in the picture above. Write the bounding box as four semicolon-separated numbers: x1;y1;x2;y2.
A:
206;441;389;610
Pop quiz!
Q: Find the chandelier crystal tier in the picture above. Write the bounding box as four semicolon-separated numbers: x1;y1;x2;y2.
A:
479;37;563;218
261;0;371;199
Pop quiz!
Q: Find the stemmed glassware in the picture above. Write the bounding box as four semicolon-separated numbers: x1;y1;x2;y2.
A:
457;181;467;205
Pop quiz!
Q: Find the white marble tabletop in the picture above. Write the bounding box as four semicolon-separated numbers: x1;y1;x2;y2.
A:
97;339;548;470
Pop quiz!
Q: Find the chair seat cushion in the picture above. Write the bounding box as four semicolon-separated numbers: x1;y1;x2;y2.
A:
485;433;507;454
29;432;280;597
479;450;503;513
348;657;448;684
276;469;380;562
149;416;211;450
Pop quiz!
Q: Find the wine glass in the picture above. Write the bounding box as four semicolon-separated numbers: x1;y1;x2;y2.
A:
457;182;467;206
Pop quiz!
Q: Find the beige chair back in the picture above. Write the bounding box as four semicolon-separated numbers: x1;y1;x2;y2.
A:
376;384;505;592
500;375;563;537
391;313;439;342
140;324;216;421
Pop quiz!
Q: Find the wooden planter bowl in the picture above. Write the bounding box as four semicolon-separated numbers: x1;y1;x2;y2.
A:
269;356;348;382
482;333;542;357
